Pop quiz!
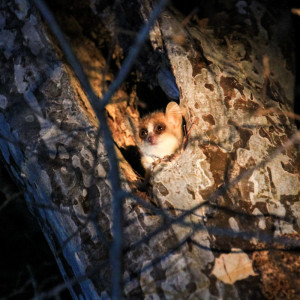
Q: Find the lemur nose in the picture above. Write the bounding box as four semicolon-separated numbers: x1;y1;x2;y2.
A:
147;135;154;144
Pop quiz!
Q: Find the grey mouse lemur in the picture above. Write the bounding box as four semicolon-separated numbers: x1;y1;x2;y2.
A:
136;102;183;170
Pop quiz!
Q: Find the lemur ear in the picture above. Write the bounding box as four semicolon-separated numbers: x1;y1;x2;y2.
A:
165;102;182;127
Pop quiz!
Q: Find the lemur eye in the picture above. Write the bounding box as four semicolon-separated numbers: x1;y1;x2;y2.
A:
155;124;165;134
139;128;148;140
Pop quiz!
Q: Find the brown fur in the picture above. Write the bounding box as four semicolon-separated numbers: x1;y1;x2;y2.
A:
136;102;183;170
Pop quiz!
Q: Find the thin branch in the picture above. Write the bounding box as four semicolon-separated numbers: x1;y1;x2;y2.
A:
0;192;23;212
33;1;124;297
99;0;170;109
33;0;172;298
128;129;300;251
256;107;300;122
33;0;101;114
29;206;300;300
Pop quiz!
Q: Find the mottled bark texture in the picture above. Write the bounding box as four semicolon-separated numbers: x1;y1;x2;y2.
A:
0;0;299;299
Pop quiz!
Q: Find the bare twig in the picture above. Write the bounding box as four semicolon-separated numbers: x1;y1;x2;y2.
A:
129;129;300;251
99;0;170;109
0;192;23;212
256;107;300;121
33;1;124;297
33;0;170;298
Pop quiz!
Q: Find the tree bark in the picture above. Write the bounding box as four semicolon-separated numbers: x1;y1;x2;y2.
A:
0;0;299;299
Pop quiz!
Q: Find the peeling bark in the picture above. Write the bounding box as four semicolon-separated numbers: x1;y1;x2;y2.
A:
0;0;299;299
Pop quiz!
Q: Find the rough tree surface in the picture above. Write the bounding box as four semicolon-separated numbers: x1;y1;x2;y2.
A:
0;0;299;299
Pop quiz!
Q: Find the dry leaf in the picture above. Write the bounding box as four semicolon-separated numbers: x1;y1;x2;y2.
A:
211;248;257;284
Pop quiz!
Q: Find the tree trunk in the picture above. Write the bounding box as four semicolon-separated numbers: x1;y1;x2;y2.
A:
1;0;299;299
